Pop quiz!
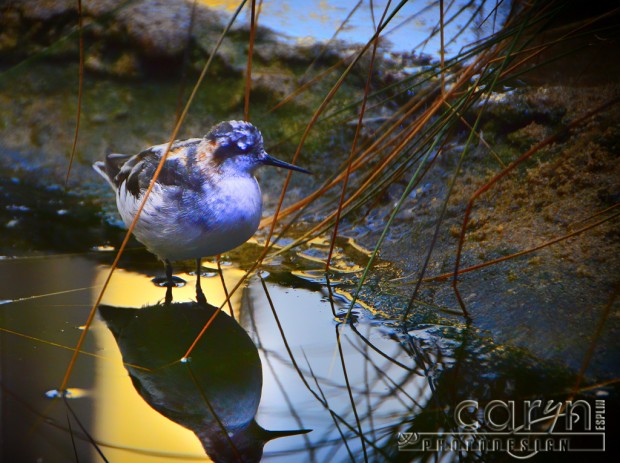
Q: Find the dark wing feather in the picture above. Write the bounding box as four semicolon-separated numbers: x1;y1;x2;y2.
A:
104;153;132;180
111;140;202;198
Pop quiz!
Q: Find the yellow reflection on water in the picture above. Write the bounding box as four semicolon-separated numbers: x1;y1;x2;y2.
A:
97;264;245;314
90;264;246;461
93;341;208;462
199;0;241;12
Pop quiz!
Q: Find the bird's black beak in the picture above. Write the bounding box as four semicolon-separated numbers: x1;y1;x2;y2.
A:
261;153;312;174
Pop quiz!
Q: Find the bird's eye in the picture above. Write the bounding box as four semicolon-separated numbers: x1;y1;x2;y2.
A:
236;141;251;152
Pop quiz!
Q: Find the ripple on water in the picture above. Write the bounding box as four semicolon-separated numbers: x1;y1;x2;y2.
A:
44;388;89;399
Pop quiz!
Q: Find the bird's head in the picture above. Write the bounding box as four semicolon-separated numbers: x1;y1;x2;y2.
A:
202;121;311;176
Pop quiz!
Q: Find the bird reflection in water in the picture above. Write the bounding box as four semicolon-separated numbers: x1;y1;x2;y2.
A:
99;302;309;462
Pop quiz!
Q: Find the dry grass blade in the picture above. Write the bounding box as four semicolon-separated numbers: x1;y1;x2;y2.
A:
1;326;151;371
402;13;532;320
423;210;620;282
569;202;620;228
59;0;249;391
244;0;257;121
66;410;79;462
335;324;368;462
349;322;414;372
64;0;83;188
439;0;445;93
185;364;243;460
269;59;345;113
266;48;496;259
63;395;109;462
571;284;620;397
259;83;438;236
258;277;387;458
303;353;356;462
325;0;393;272
217;256;235;320
257;0;409;254
182;304;224;359
175;0;199;120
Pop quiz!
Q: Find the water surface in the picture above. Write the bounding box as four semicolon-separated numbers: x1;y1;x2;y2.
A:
1;242;609;462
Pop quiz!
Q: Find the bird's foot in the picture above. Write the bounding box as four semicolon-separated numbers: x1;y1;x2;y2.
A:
152;276;186;288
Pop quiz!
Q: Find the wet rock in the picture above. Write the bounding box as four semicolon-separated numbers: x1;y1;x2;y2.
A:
0;0;225;73
253;36;343;70
113;0;199;57
475;87;567;139
507;121;550;149
85;48;142;78
250;72;296;103
6;0;75;21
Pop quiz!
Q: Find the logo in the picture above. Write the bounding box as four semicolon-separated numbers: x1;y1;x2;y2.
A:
398;399;605;458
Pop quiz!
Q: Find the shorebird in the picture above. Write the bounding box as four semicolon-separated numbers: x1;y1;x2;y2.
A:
94;120;310;304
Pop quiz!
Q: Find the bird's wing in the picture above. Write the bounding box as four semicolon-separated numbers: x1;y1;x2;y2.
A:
105;139;203;198
92;153;133;190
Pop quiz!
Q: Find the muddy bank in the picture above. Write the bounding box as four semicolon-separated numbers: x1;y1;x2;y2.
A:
348;84;620;378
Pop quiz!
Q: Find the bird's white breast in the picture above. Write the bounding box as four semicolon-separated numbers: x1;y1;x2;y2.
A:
116;175;263;261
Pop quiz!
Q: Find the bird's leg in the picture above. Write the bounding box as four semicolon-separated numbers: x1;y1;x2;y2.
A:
196;258;207;305
217;254;234;320
152;260;187;302
164;259;174;305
